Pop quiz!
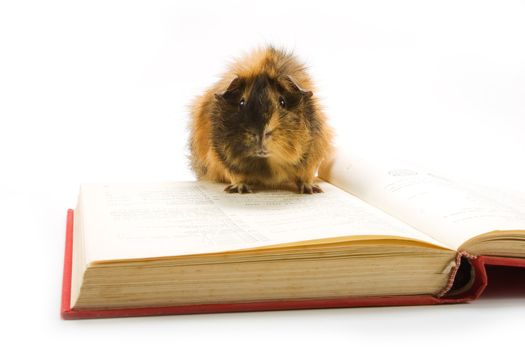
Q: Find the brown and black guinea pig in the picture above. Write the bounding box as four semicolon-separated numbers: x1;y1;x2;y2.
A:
188;46;333;194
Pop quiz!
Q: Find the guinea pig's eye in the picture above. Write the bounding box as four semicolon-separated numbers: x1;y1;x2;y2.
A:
239;98;245;109
279;96;286;108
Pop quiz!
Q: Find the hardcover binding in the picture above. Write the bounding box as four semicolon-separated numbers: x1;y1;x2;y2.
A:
60;209;525;319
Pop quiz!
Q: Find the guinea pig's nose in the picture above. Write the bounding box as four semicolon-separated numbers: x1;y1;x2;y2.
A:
255;137;269;157
258;140;268;151
255;148;269;158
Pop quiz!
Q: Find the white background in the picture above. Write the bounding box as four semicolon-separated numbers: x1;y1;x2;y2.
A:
1;0;524;349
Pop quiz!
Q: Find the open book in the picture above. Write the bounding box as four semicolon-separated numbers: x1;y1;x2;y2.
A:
61;151;525;319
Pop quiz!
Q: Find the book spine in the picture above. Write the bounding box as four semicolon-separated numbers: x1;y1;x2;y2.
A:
437;252;487;302
437;253;525;303
437;251;480;298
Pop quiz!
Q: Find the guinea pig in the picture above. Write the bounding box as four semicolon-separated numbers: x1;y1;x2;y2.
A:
188;46;333;194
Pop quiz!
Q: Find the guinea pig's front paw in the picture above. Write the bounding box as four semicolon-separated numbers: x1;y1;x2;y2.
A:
296;182;323;194
224;183;253;194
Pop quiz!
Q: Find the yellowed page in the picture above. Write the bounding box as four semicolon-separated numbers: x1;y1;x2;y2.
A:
319;150;525;250
78;181;448;263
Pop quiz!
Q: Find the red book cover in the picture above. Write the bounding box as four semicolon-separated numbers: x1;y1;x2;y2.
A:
60;209;525;319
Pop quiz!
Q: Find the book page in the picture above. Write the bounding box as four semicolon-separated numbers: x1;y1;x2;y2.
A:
78;181;448;263
319;150;525;250
457;183;525;215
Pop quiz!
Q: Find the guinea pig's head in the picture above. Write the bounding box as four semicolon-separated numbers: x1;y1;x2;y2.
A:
212;74;315;163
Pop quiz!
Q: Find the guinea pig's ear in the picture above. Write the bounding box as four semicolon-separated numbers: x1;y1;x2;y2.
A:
214;77;243;101
282;75;313;99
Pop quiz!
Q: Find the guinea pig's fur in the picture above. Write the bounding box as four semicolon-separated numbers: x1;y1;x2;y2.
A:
188;46;333;194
